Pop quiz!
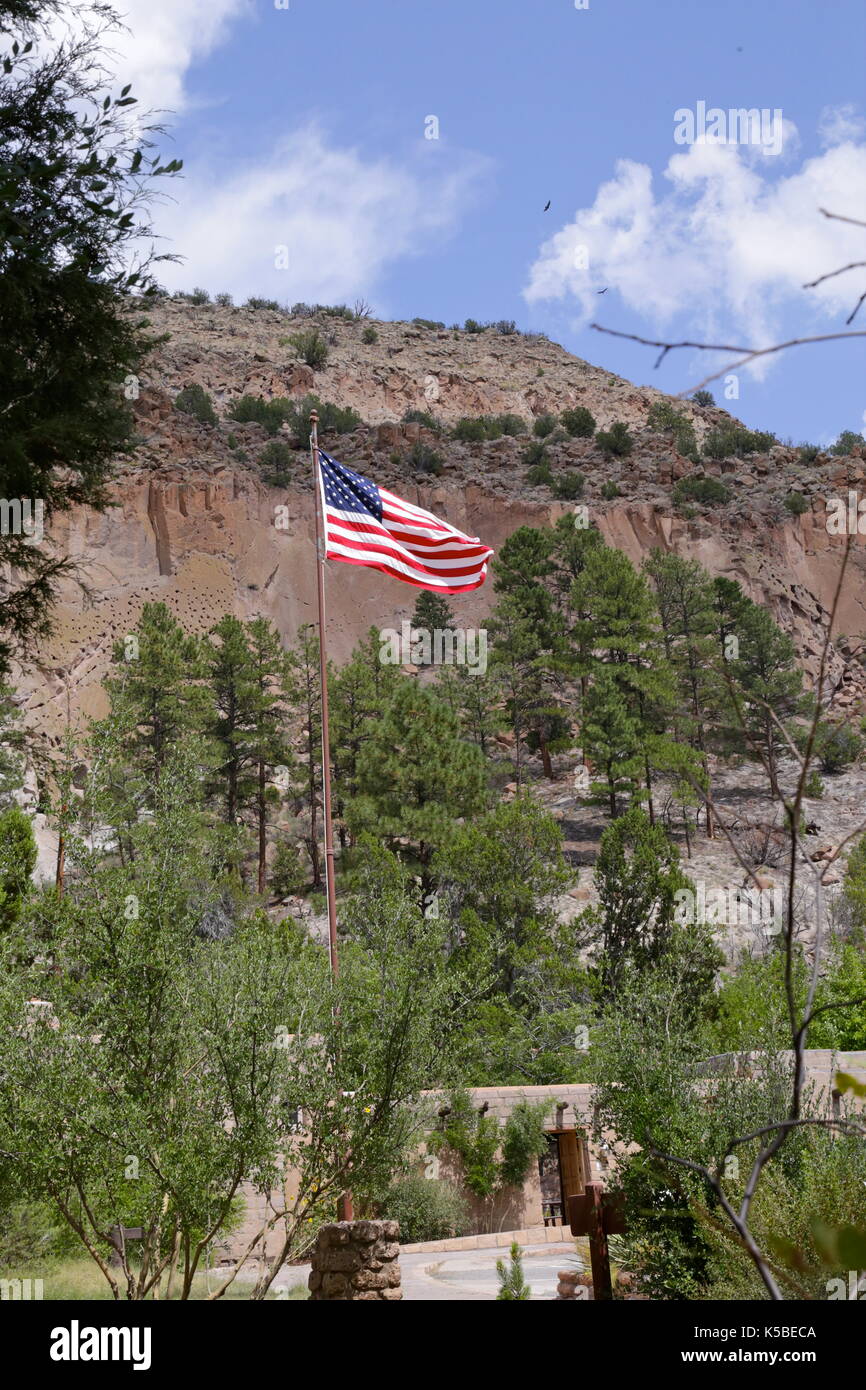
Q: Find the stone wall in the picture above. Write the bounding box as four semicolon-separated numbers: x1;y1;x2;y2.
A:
308;1220;402;1301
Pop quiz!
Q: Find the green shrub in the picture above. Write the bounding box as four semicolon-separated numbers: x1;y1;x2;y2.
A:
831;430;864;457
214;292;233;307
814;721;862;774
228;394;293;436
362;325;378;345
533;413;557;438
804;769;824;799
300;395;361;437
408;441;444;475
521;439;549;469
798;443;821;462
411;317;446;330
703;426;776;459
496;413;527;437
554;471;585;500
403;408;442;433
271;842;306;897
226;433;238;450
452;416;487;443
258;440;293;486
493;319;517;335
245;296;281;311
496;1241;531;1300
526;462;554;487
784;491;809;516
600;480;621;500
287;330;329;370
596;421;633;457
188;286;210;305
378;1177;469;1245
498;1101;549;1188
646;400;699;460
463;318;486;333
691;390;715;407
672;476;731;507
174;383;217;426
560;406;596;438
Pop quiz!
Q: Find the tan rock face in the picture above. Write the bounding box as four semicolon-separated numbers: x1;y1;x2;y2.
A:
16;298;866;752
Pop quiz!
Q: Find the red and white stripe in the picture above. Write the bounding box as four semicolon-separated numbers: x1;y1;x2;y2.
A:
321;481;494;593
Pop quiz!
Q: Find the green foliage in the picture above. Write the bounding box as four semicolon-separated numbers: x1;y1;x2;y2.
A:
525;460;554;487
703;426;776;459
228;394;294;436
804;768;824;798
813;720;862;773
402;408;441;432
411;317;445;330
498;1101;549;1188
672;475;731;506
244;296;280;311
258;439;293;485
286;329;329;369
407;440;444;475
646;400;698;460
362;324;378;344
493;319;517;335
560;406;596;438
798;443;821;462
0;15;182;670
188;286;210;305
270;842;306;898
378;1176;468;1244
412;590;454;634
214;292;233;307
452;414;521;442
497;413;527;436
691;390;715;407
600;480;621;499
784;491;809;516
533;413;557;438
595;421;633;457
452;416;488;442
174;384;217;425
830;430;864;456
463;318;486;333
554;471;584;500
496;1241;531;1299
0;805;36;932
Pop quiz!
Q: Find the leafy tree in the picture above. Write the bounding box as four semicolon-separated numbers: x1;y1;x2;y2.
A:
0;3;182;670
286;330;329;369
813;720;862;774
0;805;36;932
595;421;633;457
830;429;864;457
258;439;293;485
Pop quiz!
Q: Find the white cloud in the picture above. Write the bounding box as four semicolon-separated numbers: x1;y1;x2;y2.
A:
48;0;251;113
523;127;866;371
155;126;489;304
818;103;866;149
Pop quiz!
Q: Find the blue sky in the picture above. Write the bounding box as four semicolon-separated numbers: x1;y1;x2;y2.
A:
115;0;865;444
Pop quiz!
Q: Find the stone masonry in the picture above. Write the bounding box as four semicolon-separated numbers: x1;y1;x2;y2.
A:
308;1220;402;1301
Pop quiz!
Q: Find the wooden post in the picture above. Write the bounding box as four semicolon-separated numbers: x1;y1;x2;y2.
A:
586;1181;613;1301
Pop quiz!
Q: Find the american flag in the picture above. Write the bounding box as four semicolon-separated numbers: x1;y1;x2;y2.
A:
317;450;494;593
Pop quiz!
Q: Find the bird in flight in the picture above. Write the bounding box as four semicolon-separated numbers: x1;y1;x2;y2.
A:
543;200;551;212
597;287;608;295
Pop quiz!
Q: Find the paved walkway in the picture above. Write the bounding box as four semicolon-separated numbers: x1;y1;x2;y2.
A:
272;1237;580;1301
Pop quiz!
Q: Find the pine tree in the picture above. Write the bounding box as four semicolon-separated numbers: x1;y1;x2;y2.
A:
349;680;487;883
411;589;454;637
581;672;643;818
246;618;295;894
436;661;503;758
104;602;212;789
330;628;400;847
496;1241;532;1299
285;624;324;889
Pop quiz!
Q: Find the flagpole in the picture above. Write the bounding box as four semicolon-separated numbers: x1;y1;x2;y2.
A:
309;411;340;977
310;410;353;1224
